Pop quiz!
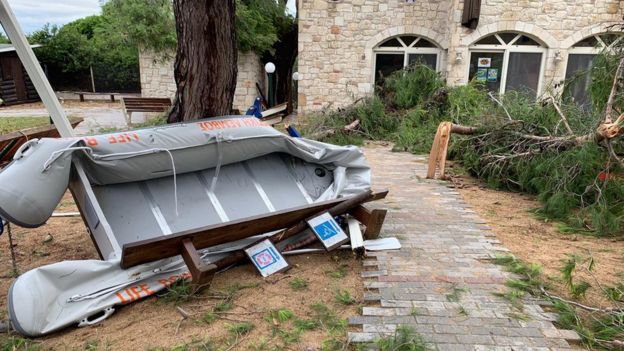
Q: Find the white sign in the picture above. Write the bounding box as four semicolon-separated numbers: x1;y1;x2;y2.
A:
307;212;349;250
244;239;289;277
477;57;492;68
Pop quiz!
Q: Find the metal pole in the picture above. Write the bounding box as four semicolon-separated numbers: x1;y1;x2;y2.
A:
90;65;96;93
0;0;74;137
268;73;275;107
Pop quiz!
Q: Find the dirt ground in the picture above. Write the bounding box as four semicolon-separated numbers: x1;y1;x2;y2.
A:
0;193;364;350
447;162;624;308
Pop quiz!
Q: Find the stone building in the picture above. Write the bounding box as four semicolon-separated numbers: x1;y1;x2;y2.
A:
297;0;624;112
139;50;264;113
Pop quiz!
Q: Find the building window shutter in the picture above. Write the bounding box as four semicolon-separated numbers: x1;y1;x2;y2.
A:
461;0;481;29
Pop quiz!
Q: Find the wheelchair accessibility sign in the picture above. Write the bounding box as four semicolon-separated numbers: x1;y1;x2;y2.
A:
244;239;289;277
307;212;349;250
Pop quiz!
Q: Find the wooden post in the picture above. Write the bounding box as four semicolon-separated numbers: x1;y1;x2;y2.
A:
180;239;217;286
349;205;387;240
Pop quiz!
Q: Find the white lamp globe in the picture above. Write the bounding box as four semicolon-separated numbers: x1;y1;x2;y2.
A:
292;72;300;81
265;62;276;74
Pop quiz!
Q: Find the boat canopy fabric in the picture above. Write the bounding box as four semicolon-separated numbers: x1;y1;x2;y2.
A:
4;116;372;337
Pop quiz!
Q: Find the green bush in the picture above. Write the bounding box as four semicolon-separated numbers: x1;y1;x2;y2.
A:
381;65;445;110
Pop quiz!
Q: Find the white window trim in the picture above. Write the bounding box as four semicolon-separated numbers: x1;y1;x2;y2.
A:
372;35;442;84
468;33;547;96
564;34;624;97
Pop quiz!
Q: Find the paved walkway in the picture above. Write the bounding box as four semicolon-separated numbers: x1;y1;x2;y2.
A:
348;146;580;350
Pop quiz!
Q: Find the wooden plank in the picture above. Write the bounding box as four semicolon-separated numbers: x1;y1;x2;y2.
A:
261;103;288;118
121;190;388;268
121;197;347;268
180;239;217;285
349;205;387;240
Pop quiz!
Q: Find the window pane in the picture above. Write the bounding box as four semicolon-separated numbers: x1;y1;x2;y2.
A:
413;38;436;48
574;36;599;48
408;54;437;70
375;53;404;84
564;54;596;108
400;36;418;46
468;52;504;93
475;35;501;45
514;35;541;46
379;38;403;47
506;52;543;99
498;32;517;44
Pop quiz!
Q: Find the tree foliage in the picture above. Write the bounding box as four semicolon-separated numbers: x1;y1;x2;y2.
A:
29;15;140;92
103;0;294;55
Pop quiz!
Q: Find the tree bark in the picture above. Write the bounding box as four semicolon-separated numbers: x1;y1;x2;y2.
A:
168;0;238;123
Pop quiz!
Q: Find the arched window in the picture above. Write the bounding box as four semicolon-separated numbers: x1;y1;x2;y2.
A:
373;35;442;84
565;33;624;108
469;32;547;98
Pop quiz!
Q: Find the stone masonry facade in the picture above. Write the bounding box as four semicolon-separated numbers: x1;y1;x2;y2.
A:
297;0;624;112
139;50;265;113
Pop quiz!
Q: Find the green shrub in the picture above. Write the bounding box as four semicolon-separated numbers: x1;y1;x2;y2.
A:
381;65;445;110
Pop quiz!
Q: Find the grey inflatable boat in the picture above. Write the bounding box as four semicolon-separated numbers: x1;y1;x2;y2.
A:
0;116;371;336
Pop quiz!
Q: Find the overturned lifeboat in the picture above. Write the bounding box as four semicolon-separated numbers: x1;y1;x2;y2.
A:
0;116;372;336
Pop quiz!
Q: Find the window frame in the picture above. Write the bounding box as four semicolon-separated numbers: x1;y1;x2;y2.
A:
372;36;442;84
467;33;547;96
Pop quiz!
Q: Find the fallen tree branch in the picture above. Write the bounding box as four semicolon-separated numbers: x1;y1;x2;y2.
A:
605;57;624;123
488;92;514;121
547;96;574;135
540;286;620;314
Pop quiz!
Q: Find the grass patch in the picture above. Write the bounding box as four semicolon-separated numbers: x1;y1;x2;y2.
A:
289;277;308;291
326;264;348;279
0;337;41;351
158;280;194;305
446;285;468;302
375;325;429;351
227;322;254;336
310;303;347;333
265;308;295;323
334;289;356;305
201;311;218;324
0;117;51;135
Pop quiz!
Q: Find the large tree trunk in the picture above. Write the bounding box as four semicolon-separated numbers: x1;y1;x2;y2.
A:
168;0;237;123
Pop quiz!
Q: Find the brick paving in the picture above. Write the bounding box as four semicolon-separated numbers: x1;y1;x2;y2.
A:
348;146;581;350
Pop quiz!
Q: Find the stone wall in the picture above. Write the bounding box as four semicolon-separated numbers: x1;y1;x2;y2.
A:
298;0;624;113
139;50;265;112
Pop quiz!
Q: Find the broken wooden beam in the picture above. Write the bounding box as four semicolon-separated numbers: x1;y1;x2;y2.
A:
349;205;387;240
180;239;217;286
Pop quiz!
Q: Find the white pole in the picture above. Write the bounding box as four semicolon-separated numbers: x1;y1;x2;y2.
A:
90;65;95;93
0;0;74;137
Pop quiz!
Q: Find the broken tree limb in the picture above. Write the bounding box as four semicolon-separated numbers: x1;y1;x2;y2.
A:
488;91;513;121
344;119;360;131
547;95;574;135
426;116;624;180
427;122;453;179
605;57;624;123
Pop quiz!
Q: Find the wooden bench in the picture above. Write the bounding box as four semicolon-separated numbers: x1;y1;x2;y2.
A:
121;97;172;126
75;92;119;102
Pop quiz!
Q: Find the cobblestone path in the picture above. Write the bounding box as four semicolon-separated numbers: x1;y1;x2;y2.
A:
348;146;581;351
